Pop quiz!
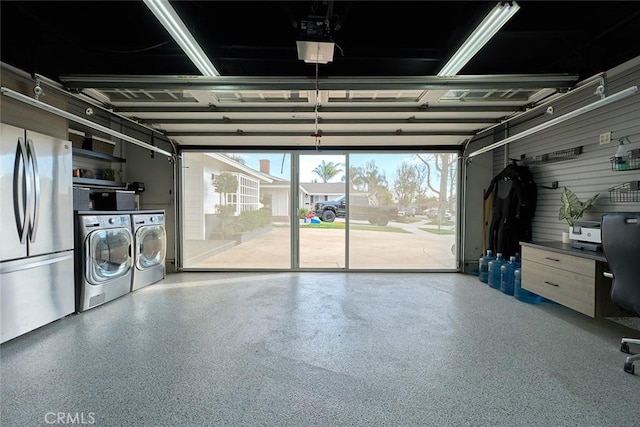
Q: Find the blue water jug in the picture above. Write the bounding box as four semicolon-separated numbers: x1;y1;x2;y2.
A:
500;256;516;295
478;250;495;284
514;267;541;304
488;253;504;289
513;252;521;268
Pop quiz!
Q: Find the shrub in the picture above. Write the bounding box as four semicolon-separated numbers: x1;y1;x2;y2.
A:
235;208;272;232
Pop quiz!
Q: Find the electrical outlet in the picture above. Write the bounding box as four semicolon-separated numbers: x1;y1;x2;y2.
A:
599;131;612;145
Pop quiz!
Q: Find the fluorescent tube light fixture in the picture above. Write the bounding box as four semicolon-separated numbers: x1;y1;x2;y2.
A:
144;0;220;76
438;1;520;77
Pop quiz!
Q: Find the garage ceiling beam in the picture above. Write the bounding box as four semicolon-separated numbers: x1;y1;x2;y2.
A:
60;74;579;91
164;130;474;137
143;117;498;125
178;144;465;152
114;105;523;114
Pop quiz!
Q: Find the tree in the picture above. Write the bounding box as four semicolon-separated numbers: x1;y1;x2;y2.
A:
413;163;429;202
222;153;246;164
415;153;458;220
349;166;366;190
312;160;344;183
392;162;421;208
350;160;388;193
213;172;238;206
212;172;239;239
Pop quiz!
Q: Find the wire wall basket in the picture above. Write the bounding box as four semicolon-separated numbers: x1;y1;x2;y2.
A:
609;181;640;203
610;148;640;171
522;147;582;166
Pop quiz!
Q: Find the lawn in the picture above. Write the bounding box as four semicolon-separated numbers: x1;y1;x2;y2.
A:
419;227;455;235
425;219;455;226
301;222;410;233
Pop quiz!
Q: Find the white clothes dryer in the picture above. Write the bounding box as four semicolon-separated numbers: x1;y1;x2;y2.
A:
75;213;133;312
131;211;166;291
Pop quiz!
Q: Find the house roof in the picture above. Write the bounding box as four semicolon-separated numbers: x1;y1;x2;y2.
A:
205;153;274;182
300;182;345;195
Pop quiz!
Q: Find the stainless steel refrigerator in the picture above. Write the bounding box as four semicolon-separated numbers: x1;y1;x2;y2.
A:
1;123;75;343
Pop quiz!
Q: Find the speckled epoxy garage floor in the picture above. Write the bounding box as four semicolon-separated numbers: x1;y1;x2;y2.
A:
1;272;639;426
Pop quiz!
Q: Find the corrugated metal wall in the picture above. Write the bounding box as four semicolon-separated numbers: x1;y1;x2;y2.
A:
485;58;640;244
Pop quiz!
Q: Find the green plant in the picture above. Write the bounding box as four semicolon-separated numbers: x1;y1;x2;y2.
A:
103;168;117;181
235;208;272;232
558;187;599;226
214;204;237;240
213;172;239;239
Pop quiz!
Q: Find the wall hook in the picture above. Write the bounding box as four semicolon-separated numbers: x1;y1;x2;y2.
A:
538;181;559;190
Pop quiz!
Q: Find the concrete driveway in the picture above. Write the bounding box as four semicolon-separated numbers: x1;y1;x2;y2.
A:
188;218;457;270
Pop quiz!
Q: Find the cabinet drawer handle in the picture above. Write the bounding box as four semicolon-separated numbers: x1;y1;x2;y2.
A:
603;272;614;279
544;257;560;262
544;280;560;287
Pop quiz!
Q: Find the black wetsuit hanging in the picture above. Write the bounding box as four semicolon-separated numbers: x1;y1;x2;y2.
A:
484;162;537;259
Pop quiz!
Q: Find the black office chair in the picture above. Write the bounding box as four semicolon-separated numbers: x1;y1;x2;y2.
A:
601;212;640;375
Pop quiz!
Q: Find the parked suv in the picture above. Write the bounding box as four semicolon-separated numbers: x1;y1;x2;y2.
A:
314;193;398;226
398;207;416;217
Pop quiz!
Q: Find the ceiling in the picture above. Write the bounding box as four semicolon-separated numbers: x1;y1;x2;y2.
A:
2;1;640;150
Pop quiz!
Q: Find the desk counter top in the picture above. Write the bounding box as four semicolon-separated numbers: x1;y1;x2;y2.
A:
520;241;607;263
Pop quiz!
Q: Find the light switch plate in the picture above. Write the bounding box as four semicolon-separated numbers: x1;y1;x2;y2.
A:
599;131;612;144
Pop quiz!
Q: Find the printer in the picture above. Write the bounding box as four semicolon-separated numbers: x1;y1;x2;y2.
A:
569;220;602;251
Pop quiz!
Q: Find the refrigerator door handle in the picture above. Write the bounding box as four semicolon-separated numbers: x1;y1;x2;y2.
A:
26;138;40;243
0;252;73;274
12;136;28;243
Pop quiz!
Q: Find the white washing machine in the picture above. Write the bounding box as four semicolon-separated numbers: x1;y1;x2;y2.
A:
131;211;166;291
75;213;133;312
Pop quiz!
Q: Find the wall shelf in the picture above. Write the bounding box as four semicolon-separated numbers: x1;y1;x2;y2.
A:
73;177;126;188
521;146;582;166
610;148;640;171
72;147;125;163
608;181;640;203
72;144;125;188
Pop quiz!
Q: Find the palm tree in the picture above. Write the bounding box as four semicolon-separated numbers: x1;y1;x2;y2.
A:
351;160;387;192
312;160;344;183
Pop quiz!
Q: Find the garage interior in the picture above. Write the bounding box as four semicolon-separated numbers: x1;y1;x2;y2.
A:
2;1;640;425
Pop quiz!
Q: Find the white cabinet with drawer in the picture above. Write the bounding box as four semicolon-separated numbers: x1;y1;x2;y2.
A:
521;246;595;316
520;243;628;318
